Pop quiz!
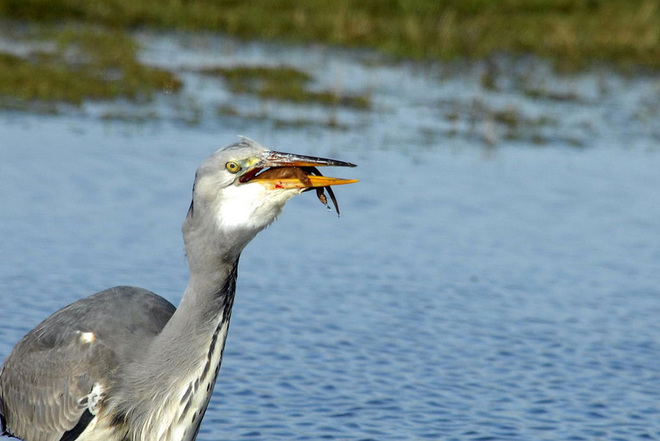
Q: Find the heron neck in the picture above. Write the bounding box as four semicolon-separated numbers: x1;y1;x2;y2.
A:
155;256;240;366
114;256;240;440
177;258;239;329
163;214;252;363
128;215;252;407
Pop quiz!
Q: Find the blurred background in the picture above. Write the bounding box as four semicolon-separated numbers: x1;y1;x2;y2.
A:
2;1;660;440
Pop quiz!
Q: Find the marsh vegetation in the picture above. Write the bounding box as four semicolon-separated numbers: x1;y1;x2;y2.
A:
0;0;658;129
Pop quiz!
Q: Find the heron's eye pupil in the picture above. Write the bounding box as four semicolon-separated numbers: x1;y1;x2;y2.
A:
226;161;241;173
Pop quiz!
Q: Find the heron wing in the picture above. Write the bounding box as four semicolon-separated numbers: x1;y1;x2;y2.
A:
0;331;107;441
0;286;176;441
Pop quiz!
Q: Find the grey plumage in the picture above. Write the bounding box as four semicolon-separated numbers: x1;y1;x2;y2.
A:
1;287;175;440
0;138;357;441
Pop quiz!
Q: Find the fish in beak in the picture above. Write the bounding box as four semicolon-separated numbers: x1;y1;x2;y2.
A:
239;150;358;215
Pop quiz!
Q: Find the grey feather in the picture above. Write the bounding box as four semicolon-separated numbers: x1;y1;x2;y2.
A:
0;286;174;441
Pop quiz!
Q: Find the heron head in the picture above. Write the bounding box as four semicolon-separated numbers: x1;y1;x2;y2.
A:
183;137;357;257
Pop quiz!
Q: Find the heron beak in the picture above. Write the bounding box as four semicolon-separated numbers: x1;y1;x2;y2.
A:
240;150;358;190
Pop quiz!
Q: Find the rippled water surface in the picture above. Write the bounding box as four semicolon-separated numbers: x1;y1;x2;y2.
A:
2;34;660;441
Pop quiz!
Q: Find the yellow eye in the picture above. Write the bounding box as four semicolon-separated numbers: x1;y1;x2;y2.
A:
225;161;241;174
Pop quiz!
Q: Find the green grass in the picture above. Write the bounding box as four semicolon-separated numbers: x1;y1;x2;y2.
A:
0;24;369;111
2;1;659;111
1;0;660;69
0;25;181;106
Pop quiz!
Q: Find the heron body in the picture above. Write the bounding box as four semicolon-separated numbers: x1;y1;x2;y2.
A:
0;138;357;441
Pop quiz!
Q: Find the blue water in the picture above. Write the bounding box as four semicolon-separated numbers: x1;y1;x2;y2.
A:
2;33;660;441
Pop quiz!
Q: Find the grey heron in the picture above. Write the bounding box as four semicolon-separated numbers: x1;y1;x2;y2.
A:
0;137;357;441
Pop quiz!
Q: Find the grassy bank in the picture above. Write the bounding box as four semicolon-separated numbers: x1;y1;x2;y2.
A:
0;25;181;109
1;1;659;113
0;23;371;114
1;0;660;69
